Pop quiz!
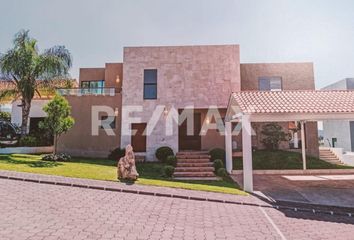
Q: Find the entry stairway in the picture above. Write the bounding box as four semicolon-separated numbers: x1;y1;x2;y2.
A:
319;148;343;165
173;151;218;180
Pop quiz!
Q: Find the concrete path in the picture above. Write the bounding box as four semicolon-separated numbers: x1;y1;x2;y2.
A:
1;178;354;240
232;174;354;208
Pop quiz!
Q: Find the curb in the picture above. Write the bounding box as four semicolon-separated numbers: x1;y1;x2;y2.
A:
0;174;353;218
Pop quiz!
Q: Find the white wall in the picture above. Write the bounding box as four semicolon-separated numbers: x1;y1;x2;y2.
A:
321;79;353;152
11;99;49;129
322;120;352;152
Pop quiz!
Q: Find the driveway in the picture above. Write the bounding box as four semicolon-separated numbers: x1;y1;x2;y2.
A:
1;177;354;240
232;174;354;208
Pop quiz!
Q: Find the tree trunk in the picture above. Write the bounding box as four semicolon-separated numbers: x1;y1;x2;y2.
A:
21;98;31;136
54;135;58;155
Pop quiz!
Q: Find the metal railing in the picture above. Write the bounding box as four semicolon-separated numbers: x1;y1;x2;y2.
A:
57;88;118;96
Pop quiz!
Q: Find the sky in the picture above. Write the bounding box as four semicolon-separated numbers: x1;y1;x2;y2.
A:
0;0;354;88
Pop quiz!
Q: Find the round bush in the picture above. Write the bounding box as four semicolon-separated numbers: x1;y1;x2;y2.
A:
163;165;175;178
19;135;39;147
166;155;177;166
108;147;125;160
155;146;174;163
213;159;224;172
209;148;225;163
216;168;228;178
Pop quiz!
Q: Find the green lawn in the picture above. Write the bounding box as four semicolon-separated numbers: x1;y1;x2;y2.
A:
233;150;354;170
0;154;246;195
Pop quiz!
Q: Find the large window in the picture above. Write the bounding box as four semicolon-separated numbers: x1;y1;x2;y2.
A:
100;115;116;129
144;69;157;99
259;77;282;91
81;80;105;94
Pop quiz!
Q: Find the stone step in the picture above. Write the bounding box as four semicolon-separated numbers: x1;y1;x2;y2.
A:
173;172;216;178
177;158;211;163
176;162;214;167
321;157;340;160
177;151;209;155
174;167;215;172
173;177;220;181
177;155;210;159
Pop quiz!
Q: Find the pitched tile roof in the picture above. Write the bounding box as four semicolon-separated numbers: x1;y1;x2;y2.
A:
231;90;354;114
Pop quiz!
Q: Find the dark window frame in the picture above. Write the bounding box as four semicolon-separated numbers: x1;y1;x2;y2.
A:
143;69;157;100
100;115;116;130
258;77;283;91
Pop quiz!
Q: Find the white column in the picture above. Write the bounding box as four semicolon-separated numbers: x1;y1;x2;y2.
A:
300;121;307;170
294;121;299;149
242;116;253;192
225;121;233;173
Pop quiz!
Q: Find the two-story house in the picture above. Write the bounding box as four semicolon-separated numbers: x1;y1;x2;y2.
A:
58;45;319;160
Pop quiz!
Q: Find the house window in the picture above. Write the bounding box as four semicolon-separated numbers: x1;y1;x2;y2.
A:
81;80;105;94
259;77;282;91
100;115;116;129
144;69;157;99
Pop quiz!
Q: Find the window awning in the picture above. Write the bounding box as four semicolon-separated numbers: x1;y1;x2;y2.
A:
226;90;354;122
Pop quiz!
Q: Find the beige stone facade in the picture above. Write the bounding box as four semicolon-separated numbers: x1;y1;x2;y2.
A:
121;45;241;159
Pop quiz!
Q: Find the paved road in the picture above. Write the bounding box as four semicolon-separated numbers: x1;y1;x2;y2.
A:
0;179;354;240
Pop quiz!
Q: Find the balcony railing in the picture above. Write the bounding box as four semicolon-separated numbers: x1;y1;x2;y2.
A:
57;88;119;96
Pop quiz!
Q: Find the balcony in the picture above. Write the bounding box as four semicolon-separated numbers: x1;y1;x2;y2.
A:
57;88;120;96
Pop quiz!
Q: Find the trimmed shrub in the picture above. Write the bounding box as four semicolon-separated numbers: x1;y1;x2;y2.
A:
108;147;125;160
19;135;38;147
213;159;224;172
0;112;11;121
42;153;71;162
209;148;225;163
166;155;177;166
155;146;174;163
216;168;228;178
163;165;175;178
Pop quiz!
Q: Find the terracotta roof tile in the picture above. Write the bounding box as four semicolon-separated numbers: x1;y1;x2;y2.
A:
232;90;354;114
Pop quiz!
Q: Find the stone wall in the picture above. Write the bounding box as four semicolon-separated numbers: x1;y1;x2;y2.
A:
57;94;122;158
121;45;241;160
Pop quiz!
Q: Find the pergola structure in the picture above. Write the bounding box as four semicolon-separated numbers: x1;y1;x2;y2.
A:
225;90;354;192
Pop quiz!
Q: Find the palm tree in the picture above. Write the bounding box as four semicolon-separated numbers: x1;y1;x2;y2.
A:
0;30;72;136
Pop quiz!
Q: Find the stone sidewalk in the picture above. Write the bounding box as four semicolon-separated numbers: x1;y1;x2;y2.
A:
0;170;267;207
1;178;354;240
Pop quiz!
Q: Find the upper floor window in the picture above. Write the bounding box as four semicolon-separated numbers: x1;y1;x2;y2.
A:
144;69;157;99
81;80;105;94
259;77;282;91
100;115;116;129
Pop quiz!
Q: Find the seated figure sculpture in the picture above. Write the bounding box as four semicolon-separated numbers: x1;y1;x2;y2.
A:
117;145;139;181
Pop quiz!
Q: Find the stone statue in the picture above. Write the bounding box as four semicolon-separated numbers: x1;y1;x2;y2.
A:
117;145;139;181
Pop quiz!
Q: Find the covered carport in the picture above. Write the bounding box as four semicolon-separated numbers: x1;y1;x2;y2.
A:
225;90;354;192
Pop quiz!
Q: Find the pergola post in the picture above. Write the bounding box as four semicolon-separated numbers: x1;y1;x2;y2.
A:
300;121;307;170
225;121;233;173
242;116;253;192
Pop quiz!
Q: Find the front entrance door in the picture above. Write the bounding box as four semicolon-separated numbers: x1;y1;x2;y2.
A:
179;112;201;151
131;123;147;152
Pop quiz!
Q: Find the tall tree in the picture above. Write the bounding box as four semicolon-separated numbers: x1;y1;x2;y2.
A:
0;30;72;135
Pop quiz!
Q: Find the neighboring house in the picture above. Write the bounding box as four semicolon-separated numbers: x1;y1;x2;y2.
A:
11;99;51;133
0;78;77;133
57;44;319;159
322;78;354;152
